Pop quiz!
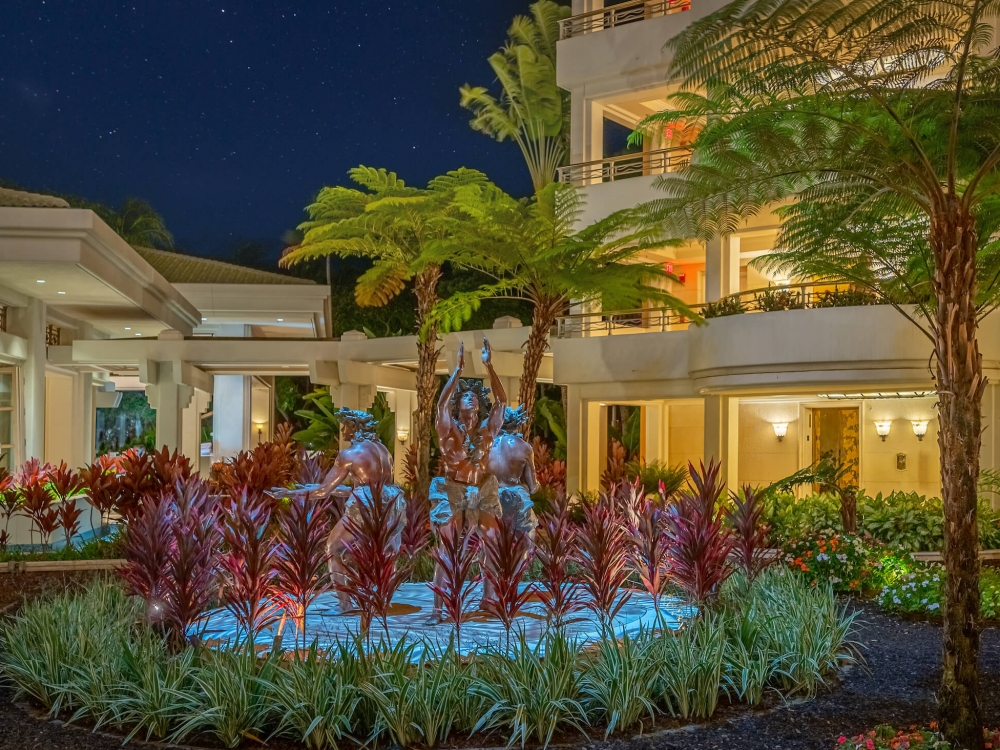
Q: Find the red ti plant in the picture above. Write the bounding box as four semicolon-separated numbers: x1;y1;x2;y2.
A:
117;448;157;524
80;455;121;531
481;512;537;650
337;482;411;640
0;468;17;552
428;521;480;653
726;485;772;583
150;446;192;490
292;447;333;486
219;490;281;644
119;492;173;619
17;459;58;549
535;491;583;628
662;460;736;606
275;489;332;648
627;496;670;621
216;443;294;502
575;494;632;635
400;490;431;559
161;477;221;649
50;462;84;548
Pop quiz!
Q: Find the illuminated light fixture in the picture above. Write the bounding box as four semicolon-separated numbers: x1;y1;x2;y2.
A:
911;420;929;441
397;427;410;444
135;333;142;337
772;422;789;442
57;291;66;295
818;391;935;400
124;327;131;330
254;422;266;445
875;421;892;441
277;318;284;322
201;317;207;322
36;279;45;284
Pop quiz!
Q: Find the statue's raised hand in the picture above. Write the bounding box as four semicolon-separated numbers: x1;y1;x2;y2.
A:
457;341;465;371
482;337;492;366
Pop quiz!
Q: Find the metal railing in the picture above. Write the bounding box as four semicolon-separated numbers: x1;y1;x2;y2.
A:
553;283;881;338
556;147;691;186
559;0;692;39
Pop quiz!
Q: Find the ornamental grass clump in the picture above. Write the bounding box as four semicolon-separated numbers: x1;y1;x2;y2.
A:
271;643;360;750
471;631;588;750
173;644;281;748
650;612;727;718
579;629;658;736
115;633;196;742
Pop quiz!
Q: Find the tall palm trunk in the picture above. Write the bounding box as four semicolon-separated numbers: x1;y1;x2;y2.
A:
517;295;565;436
932;200;985;750
413;265;443;503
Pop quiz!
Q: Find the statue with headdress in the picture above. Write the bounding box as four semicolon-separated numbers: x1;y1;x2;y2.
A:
430;338;507;613
274;407;406;613
488;405;539;541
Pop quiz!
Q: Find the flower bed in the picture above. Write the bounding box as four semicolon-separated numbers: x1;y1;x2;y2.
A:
877;559;1000;620
0;571;857;749
837;724;1000;749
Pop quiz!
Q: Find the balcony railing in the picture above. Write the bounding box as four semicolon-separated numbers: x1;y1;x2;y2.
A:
556;147;691;186
553;283;882;338
559;0;691;39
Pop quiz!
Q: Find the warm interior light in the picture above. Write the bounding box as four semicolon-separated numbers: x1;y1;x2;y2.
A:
875;421;892;441
397;427;410;444
36;279;45;284
57;291;66;295
772;422;789;442
277;318;284;322
911;420;929;441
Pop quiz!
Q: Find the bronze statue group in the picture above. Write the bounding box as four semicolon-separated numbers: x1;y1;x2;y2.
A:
284;339;537;621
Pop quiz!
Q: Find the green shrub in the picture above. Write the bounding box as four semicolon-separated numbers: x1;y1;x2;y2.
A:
877;558;1000;620
753;288;805;312
814;288;879;307
702;295;747;318
767;491;1000;552
625;459;688;498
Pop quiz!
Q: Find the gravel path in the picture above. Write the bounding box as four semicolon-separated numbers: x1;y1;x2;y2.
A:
1;602;997;749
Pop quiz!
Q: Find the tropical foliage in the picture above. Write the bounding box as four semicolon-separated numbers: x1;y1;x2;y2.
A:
281;166;488;499
460;0;570;191
631;0;1000;739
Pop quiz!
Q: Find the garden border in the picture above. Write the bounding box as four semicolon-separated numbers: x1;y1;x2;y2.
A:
1;559;125;574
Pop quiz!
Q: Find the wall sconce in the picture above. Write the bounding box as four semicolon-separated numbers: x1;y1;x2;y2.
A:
396;428;410;445
254;422;265;445
911;421;929;441
875;421;892;441
772;422;789;442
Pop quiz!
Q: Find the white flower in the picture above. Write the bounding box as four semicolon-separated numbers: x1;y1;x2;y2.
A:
817;553;829;562
893;597;901;604
921;598;928;604
928;603;940;610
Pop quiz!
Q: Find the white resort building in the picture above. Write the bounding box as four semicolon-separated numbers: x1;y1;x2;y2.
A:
1;1;997;546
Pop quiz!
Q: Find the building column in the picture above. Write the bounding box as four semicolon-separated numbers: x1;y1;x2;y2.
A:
641;402;669;465
8;299;46;461
385;389;415;484
983;385;1000;507
145;363;194;454
705;235;741;302
570;91;604;173
213;375;250;460
704;395;739;490
566;386;584;496
181;389;211;463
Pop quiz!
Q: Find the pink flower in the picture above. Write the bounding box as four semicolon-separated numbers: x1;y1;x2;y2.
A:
838;737;847;745
866;739;875;750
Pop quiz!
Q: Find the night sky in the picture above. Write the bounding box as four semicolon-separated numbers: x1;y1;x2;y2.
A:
0;1;537;258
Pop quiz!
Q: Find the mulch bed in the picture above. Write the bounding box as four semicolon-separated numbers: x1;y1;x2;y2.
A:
1;598;999;750
0;570;106;615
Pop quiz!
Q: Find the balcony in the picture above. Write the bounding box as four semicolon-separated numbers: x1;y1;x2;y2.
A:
557;147;690;186
559;0;691;40
553;283;881;338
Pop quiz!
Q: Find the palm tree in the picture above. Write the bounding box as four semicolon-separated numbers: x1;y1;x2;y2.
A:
429;181;694;435
281;167;486;499
632;0;1000;744
97;198;174;249
459;0;570;191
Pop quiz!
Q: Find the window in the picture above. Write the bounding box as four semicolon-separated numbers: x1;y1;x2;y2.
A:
45;324;61;346
0;368;14;470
